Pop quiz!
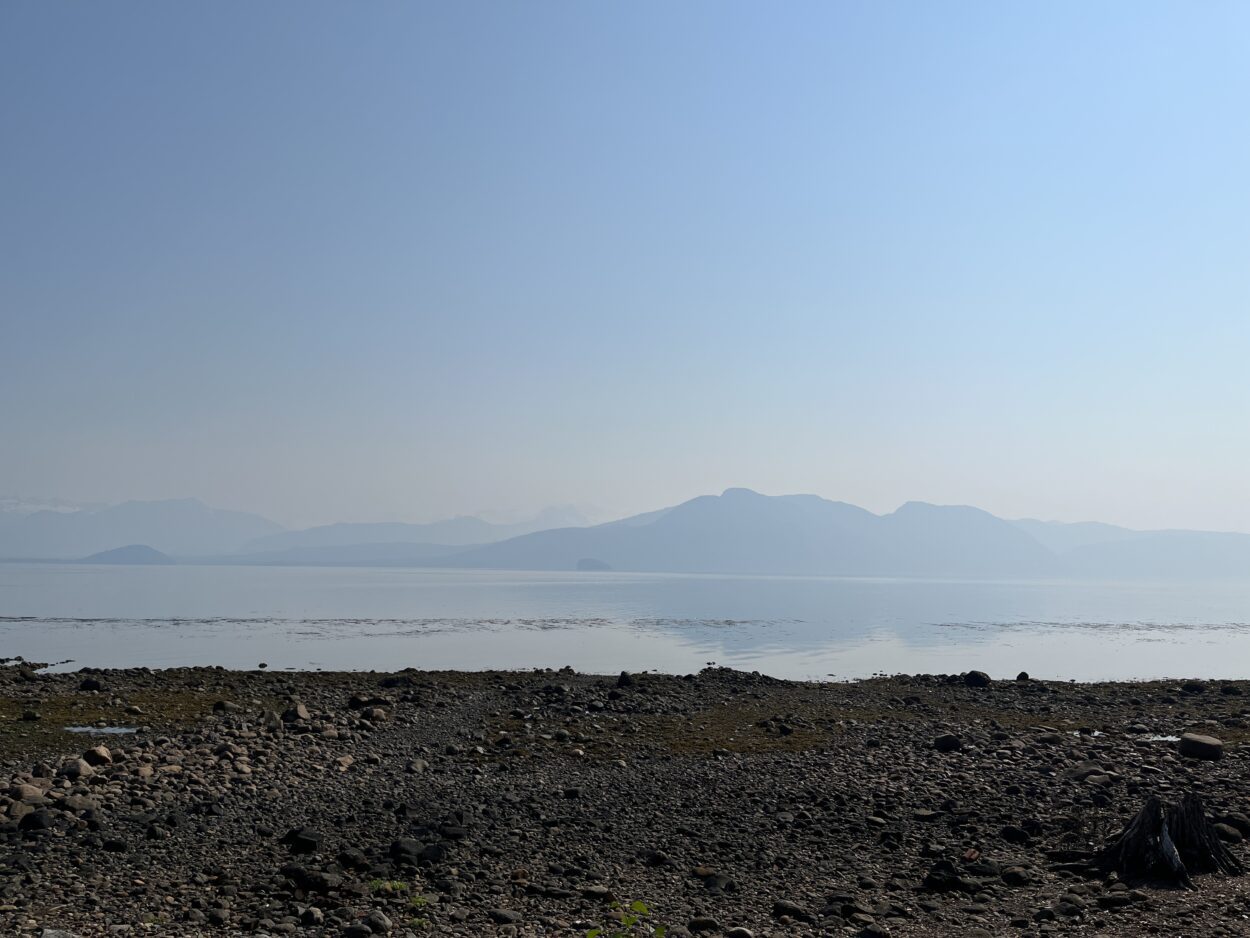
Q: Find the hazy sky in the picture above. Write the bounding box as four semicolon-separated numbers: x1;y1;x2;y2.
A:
3;2;1249;530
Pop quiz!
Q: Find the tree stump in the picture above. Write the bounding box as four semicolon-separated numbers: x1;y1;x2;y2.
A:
1097;793;1243;887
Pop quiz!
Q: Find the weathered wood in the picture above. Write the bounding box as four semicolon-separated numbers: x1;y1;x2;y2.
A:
1168;794;1243;876
1097;793;1243;887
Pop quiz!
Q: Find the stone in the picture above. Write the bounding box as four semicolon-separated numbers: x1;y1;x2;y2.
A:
487;909;522;924
1214;823;1243;843
964;670;992;687
1000;825;1030;844
280;864;341;894
11;783;45;803
300;908;325;926
771;899;813;922
1178;733;1223;760
82;745;112;766
1002;866;1033;886
20;809;54;831
280;826;324;854
59;758;94;780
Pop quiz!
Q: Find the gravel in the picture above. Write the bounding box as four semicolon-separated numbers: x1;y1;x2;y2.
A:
0;664;1247;936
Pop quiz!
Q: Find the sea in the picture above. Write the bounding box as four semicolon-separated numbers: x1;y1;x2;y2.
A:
1;563;1249;681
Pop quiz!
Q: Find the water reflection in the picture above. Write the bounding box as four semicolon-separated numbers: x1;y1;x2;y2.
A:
0;564;1248;680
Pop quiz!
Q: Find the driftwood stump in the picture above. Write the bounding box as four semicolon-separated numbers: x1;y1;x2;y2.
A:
1097;793;1243;888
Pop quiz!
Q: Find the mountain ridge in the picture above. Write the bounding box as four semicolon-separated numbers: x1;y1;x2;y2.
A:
2;490;1248;579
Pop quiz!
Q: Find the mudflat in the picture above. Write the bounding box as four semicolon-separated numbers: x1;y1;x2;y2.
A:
1;663;1248;937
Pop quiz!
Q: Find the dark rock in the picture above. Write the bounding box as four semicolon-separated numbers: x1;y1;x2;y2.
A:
771;899;813;922
1000;825;1030;845
1001;866;1033;886
280;864;342;894
280;826;324;854
1214;823;1243;843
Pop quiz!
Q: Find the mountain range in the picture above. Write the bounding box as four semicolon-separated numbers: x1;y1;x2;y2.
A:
1;489;1247;579
0;498;281;559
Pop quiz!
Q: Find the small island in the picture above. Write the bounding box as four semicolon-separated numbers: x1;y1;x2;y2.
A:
80;544;176;565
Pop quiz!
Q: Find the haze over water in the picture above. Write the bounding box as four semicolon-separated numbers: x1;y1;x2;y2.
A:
4;564;1249;682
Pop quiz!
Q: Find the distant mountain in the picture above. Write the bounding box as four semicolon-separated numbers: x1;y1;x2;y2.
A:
81;544;175;565
0;499;283;559
431;489;1250;580
440;488;1061;578
241;506;589;553
1061;530;1250;579
1010;518;1140;554
5;490;1247;579
225;542;464;567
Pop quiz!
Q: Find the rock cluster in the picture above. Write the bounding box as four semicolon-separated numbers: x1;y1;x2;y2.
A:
0;666;1246;936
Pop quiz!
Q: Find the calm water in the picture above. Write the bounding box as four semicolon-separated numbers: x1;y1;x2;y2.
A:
1;564;1249;680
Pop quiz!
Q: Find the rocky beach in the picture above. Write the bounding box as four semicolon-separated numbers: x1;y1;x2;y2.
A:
1;663;1248;937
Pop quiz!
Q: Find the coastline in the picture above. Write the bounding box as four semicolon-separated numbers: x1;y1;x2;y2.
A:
1;664;1248;936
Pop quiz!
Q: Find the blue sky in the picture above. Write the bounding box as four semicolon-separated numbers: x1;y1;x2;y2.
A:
3;2;1248;529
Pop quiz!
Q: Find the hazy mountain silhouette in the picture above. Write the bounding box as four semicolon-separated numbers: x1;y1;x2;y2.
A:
434;489;1250;579
241;506;589;553
1010;518;1140;553
0;498;282;559
1060;530;1250;579
81;544;175;565
224;542;464;567
440;488;1061;577
3;491;1247;579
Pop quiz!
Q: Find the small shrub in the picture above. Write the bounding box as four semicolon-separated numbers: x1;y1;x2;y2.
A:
586;899;665;938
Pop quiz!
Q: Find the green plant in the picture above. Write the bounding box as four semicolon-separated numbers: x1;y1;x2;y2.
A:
586;899;665;938
368;878;410;895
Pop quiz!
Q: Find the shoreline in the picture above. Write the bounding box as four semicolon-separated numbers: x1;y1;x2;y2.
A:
1;665;1248;936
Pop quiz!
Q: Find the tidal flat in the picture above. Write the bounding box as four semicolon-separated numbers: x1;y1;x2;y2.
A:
1;663;1249;936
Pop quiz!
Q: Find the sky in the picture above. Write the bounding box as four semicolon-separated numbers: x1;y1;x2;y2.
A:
2;2;1249;531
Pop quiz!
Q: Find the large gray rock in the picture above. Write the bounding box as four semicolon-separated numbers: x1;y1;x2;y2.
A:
1178;733;1223;760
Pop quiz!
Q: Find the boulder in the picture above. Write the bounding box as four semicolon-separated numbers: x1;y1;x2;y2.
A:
1178;733;1223;761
